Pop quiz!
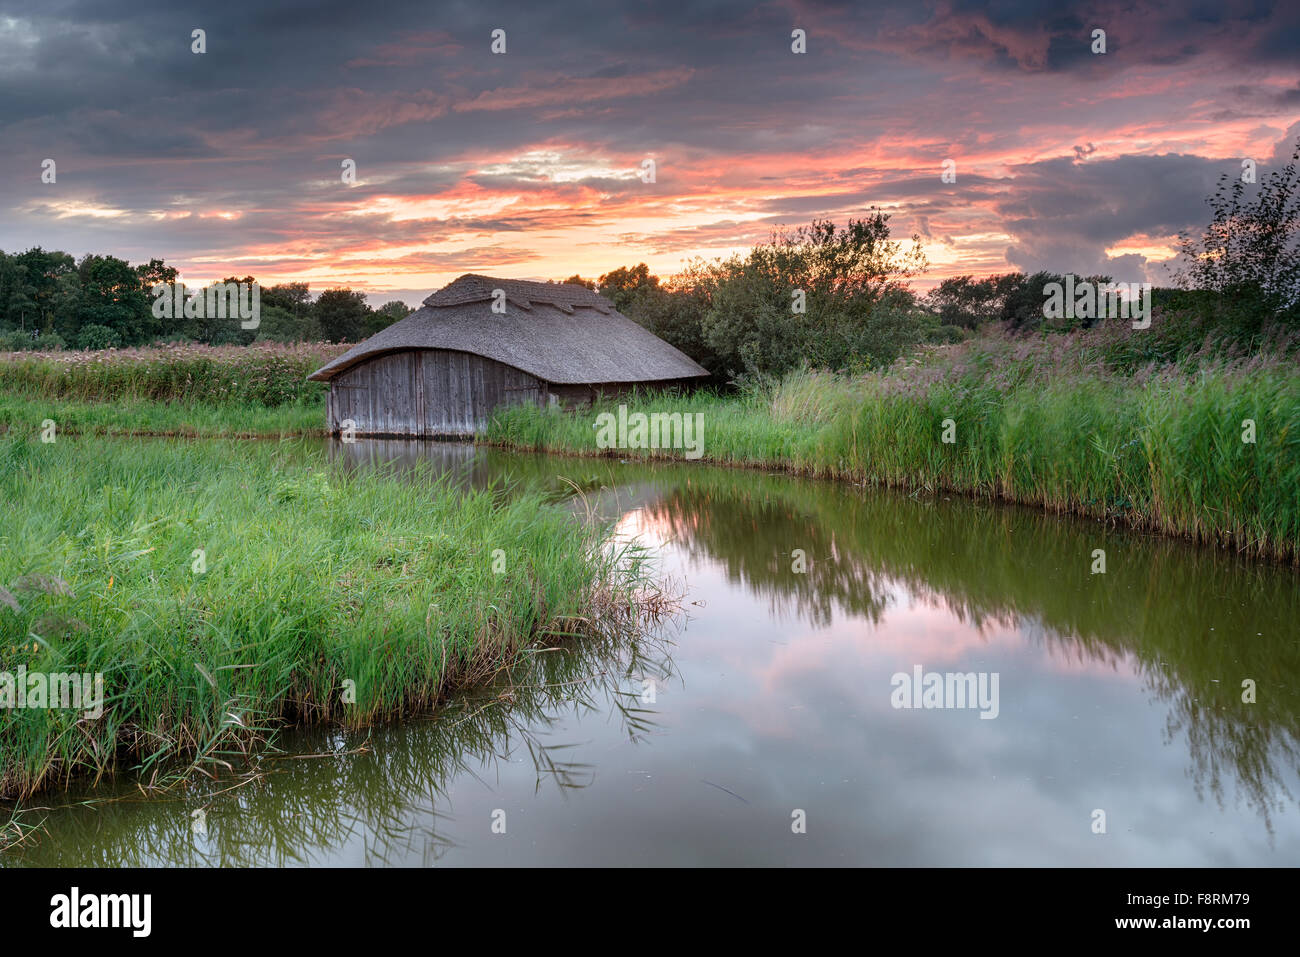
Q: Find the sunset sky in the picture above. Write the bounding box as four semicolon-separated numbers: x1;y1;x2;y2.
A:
2;0;1298;306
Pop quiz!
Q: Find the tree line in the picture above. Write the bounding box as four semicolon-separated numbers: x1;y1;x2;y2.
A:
0;251;412;351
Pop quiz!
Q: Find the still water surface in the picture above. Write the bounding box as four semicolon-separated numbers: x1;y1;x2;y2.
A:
8;439;1300;865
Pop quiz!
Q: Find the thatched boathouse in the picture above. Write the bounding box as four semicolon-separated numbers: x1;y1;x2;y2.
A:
307;274;709;437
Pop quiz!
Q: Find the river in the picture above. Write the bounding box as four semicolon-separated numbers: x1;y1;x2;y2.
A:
6;438;1299;865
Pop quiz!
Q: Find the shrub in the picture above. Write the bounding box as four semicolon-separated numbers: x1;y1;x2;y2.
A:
75;324;123;351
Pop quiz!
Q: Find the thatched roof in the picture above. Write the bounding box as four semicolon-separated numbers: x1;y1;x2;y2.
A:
307;274;710;384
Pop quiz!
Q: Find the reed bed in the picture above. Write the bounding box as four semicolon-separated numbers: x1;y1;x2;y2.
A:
483;332;1300;562
0;341;345;406
0;393;327;439
0;436;667;800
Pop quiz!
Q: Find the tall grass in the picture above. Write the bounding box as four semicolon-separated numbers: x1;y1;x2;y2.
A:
0;436;666;799
0;341;344;405
0;393;326;438
483;332;1300;562
0;341;344;439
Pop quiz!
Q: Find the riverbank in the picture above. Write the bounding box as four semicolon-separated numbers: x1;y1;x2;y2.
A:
0;436;665;805
483;331;1300;563
4;329;1297;562
0;341;340;404
0;342;335;439
0;392;326;438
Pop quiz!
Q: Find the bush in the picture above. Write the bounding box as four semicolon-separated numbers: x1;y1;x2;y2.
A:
0;330;30;352
925;273;1024;328
699;214;929;381
253;304;322;343
0;330;63;352
75;324;123;351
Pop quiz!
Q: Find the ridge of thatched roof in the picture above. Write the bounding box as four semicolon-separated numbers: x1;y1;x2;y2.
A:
423;274;614;314
307;274;709;385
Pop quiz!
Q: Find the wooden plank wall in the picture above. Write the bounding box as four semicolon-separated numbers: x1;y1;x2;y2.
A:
326;349;544;437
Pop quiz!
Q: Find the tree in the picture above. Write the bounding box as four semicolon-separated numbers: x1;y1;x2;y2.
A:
73;254;150;344
561;274;595;290
1175;137;1300;333
598;263;659;311
255;282;314;340
624;267;722;376
700;213;928;381
996;272;1117;333
160;275;259;345
374;300;411;321
361;299;411;337
254;304;319;343
263;282;311;316
0;254;37;332
135;257;178;292
926;273;1023;328
7;247;75;334
315;287;370;342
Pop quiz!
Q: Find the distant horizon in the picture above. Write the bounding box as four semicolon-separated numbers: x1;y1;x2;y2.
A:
4;1;1299;302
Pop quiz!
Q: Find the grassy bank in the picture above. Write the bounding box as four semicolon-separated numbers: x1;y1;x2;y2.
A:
0;436;663;801
484;329;1300;562
0;342;342;405
5;329;1296;560
0;341;341;439
0;392;325;438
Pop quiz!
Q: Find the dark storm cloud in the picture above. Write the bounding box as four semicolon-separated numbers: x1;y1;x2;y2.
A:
808;0;1300;72
994;152;1231;279
0;0;1297;293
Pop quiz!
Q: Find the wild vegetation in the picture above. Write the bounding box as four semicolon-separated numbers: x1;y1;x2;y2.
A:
0;342;339;438
0;341;341;404
0;393;324;439
485;318;1300;562
0;437;667;802
0;250;410;350
565;140;1300;383
495;142;1300;561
